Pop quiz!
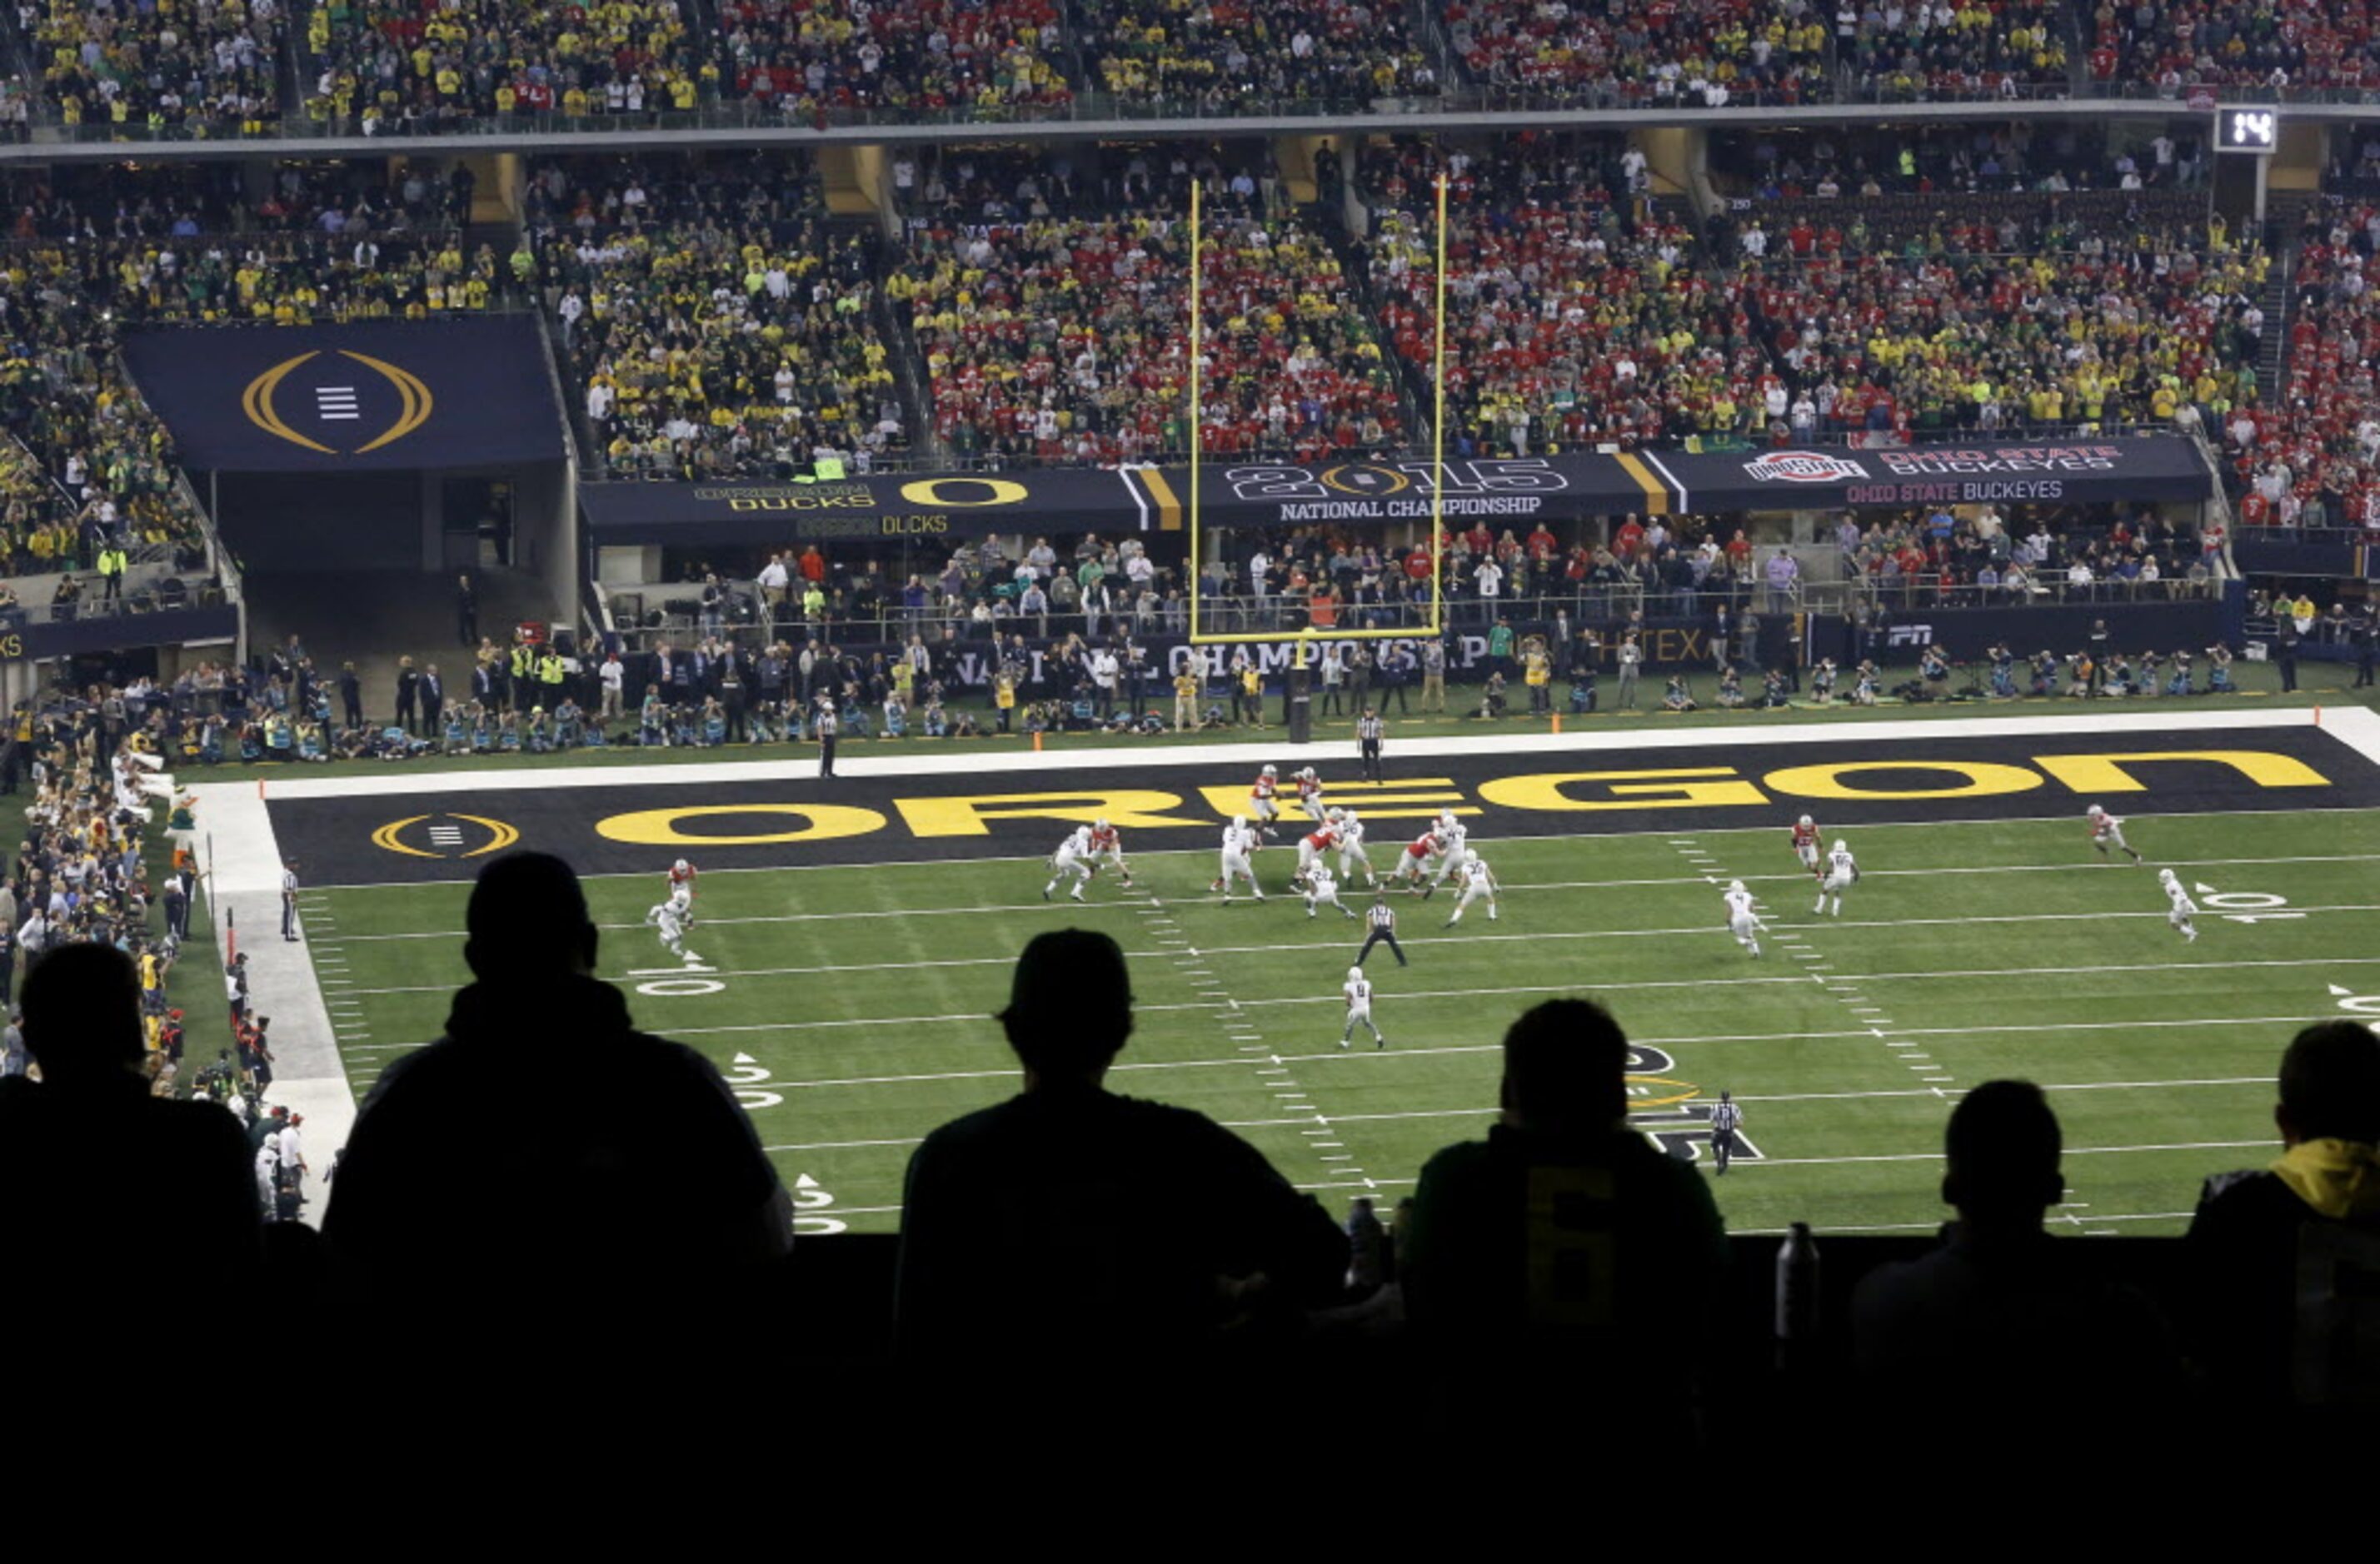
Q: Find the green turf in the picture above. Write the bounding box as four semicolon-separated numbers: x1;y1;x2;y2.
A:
298;804;2380;1240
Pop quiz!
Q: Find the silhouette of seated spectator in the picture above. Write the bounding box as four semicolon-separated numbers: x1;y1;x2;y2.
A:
0;944;259;1336
1854;1079;2178;1409
896;928;1344;1361
2188;1021;2380;1406
1400;999;1729;1427
326;853;791;1347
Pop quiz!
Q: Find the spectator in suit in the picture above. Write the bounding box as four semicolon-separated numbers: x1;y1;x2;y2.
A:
421;664;445;736
898;929;1343;1362
393;655;419;735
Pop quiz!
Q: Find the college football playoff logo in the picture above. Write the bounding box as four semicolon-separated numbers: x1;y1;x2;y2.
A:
1744;451;1869;483
242;349;434;457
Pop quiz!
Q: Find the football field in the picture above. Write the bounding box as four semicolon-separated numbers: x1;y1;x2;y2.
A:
247;708;2380;1240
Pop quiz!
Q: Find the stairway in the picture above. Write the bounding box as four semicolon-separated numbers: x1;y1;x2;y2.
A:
2258;189;2319;407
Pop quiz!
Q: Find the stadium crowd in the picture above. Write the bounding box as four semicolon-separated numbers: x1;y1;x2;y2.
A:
1443;0;1831;106
300;0;707;132
892;175;1406;465
1840;0;2072;101
530;154;904;479
719;0;1072;118
1076;0;1436;113
2092;0;2380;96
2252;195;2380;528
1361;135;1796;453
20;0;282;137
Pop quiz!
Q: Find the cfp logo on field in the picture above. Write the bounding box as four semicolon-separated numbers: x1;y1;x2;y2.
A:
1885;624;1935;649
1744;451;1870;484
243;350;435;456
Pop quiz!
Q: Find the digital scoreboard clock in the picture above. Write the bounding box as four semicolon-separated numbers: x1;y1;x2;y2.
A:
2217;107;2280;153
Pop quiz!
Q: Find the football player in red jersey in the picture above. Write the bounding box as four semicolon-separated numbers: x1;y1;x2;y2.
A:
1087;818;1133;888
1295;819;1341;891
1250;763;1282;838
1790;814;1823;878
1294;765;1327;822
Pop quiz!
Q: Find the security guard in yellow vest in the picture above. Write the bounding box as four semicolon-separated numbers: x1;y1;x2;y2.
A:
537;649;566;703
509;642;535;711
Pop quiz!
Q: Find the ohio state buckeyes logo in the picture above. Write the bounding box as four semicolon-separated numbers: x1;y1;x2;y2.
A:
1744;451;1869;483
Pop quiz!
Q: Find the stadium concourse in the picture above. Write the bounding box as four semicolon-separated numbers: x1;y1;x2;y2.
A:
197;704;2380;1233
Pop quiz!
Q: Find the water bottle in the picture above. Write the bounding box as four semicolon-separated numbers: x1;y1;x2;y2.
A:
1775;1221;1820;1372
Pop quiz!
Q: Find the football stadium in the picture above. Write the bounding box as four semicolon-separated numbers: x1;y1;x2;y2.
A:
12;2;2380;1444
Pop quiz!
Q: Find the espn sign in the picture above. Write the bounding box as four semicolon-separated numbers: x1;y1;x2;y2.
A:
1886;624;1935;649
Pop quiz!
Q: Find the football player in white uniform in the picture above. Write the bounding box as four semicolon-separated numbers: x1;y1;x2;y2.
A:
1816;839;1860;916
1213;815;1264;901
1340;964;1384;1050
645;898;702;965
2086;804;2143;864
1424;814;1470;898
1335;808;1377;887
1043;825;1094;902
1724;878;1765;957
1443;850;1500;927
1305;862;1356;920
2158;868;2199;942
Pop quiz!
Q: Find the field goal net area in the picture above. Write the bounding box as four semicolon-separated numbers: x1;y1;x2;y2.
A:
1183;174;1449;650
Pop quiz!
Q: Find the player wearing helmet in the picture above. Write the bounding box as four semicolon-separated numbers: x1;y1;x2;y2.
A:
1305;861;1356;921
1340;964;1384;1050
1817;839;1859;916
1043;825;1094;903
2158;867;2199;942
1723;879;1764;957
1250;764;1283;838
2087;804;2143;864
1790;814;1822;877
646;897;702;966
1335;807;1376;887
1213;815;1264;901
1296;766;1327;822
1088;817;1132;888
1443;849;1500;928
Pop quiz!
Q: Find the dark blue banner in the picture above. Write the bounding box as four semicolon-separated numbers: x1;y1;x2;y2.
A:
122;318;564;473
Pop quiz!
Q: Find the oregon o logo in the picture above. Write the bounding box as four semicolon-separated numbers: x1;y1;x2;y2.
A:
243;350;434;456
371;812;519;859
896;476;1030;507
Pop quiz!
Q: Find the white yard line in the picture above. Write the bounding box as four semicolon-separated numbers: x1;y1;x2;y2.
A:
319;908;2380;998
302;850;2380;939
755;1073;2280;1153
722;1012;2333;1090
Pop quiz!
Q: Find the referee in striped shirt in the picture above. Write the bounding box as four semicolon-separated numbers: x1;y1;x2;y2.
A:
1355;892;1406;968
1356;706;1385;783
1709;1091;1743;1175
